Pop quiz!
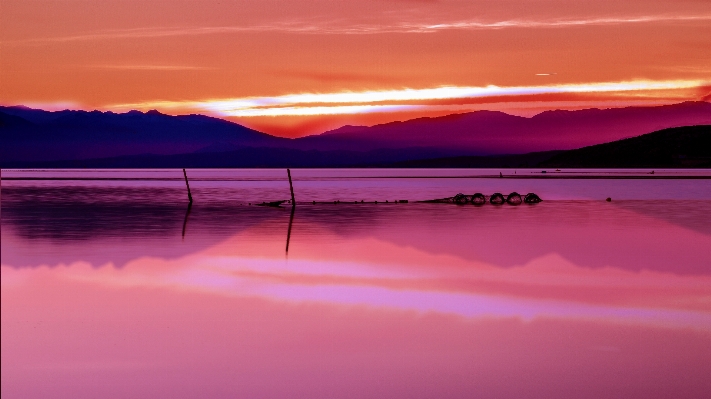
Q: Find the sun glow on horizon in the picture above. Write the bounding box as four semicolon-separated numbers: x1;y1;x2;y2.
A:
110;79;707;118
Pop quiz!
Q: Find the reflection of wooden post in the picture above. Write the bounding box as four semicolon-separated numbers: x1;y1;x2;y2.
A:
287;168;296;206
182;203;192;240
286;205;295;253
183;168;193;204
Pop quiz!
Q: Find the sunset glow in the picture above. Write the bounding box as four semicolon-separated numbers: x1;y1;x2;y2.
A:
3;2;711;396
113;80;707;117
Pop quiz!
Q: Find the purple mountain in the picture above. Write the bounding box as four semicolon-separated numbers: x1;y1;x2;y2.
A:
0;107;288;163
1;102;710;166
298;101;711;154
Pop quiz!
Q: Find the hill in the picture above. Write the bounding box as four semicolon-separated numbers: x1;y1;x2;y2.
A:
0;107;287;163
539;125;711;168
299;101;711;154
383;125;711;168
377;151;564;168
2;102;710;167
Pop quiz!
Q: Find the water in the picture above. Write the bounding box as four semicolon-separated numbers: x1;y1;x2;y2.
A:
2;169;711;399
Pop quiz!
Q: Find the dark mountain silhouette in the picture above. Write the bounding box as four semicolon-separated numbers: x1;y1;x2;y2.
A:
539;125;711;168
384;125;711;168
1;102;710;167
379;151;565;168
2;125;711;168
0;106;287;163
4;125;709;168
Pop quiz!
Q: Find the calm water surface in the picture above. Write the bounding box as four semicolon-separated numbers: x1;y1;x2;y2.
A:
2;169;711;398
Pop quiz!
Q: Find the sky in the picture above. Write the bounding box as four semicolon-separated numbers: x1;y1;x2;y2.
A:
1;0;710;137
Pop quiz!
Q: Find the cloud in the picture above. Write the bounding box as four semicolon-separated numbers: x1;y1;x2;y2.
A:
110;79;707;117
403;15;711;32
5;14;711;45
43;249;711;330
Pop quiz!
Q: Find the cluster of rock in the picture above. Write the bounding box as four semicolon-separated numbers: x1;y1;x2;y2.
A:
429;192;542;205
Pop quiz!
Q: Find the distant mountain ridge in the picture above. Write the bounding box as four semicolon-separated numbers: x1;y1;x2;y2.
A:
1;101;710;167
0;107;287;162
3;125;709;169
384;125;711;168
304;102;711;154
540;125;711;168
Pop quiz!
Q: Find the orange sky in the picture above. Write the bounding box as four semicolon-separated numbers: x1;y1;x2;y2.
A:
1;0;710;137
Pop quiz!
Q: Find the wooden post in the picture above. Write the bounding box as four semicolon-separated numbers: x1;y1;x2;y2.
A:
183;168;193;204
287;168;296;206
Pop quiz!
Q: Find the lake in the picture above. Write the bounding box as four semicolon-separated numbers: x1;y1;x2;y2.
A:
2;168;711;399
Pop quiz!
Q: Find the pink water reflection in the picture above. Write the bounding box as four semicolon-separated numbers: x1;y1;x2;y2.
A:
3;207;711;398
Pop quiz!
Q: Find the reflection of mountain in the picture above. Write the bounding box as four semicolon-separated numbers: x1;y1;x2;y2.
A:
2;102;711;167
3;186;710;275
1;186;290;268
290;204;711;275
612;201;711;237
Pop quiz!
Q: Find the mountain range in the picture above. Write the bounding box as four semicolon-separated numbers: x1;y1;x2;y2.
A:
1;101;710;167
388;125;710;168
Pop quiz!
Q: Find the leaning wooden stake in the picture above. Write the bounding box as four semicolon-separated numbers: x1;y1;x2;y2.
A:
183;168;193;204
287;168;296;206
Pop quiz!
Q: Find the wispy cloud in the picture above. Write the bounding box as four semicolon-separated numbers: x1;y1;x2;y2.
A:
653;65;711;74
110;79;706;117
403;15;711;32
42;249;711;330
5;14;711;45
